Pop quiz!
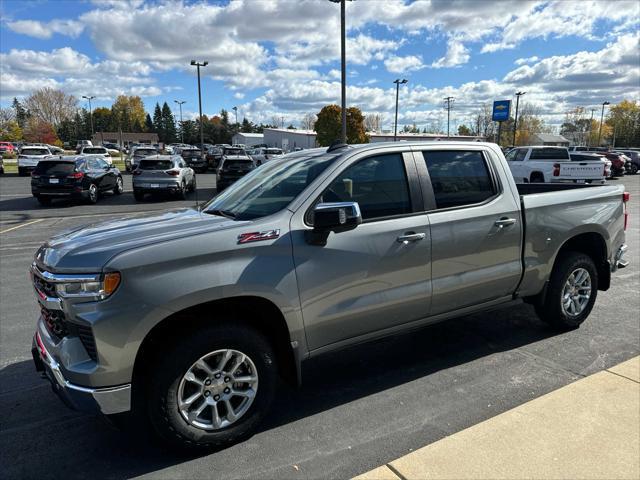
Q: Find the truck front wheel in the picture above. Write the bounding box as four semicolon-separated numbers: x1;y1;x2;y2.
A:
535;251;598;329
147;324;278;450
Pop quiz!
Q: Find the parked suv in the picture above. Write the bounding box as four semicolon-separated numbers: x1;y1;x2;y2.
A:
30;142;629;451
132;155;196;200
31;156;123;205
216;147;255;190
180;147;207;173
79;146;113;165
125;146;159;171
18;146;52;176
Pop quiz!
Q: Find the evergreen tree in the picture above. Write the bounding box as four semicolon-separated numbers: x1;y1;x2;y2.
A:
152;103;164;141
161;102;177;143
145;113;153;132
12;97;28;129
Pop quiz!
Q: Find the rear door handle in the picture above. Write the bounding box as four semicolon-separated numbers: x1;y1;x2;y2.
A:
396;233;426;244
495;218;516;228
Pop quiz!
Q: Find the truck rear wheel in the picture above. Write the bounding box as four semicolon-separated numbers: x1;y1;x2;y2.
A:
147;324;278;450
535;251;598;329
530;172;544;183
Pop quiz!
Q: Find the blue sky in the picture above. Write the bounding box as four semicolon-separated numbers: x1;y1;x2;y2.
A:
1;0;638;131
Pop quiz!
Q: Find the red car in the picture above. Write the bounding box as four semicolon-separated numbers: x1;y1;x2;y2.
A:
602;152;626;177
0;141;15;153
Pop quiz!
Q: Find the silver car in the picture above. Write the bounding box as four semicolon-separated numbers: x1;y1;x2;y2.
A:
132;155;195;201
125;146;160;171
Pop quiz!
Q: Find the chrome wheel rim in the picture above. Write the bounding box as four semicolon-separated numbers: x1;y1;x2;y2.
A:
89;184;97;201
116;177;123;192
561;268;591;317
177;349;258;431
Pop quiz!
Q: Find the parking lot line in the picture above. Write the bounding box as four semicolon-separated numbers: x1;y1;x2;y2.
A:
0;219;44;234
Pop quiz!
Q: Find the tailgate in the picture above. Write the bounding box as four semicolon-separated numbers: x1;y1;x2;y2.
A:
558;162;604;180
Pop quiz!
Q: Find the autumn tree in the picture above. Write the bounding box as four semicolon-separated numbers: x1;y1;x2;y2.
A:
92;107;112;133
458;124;473;136
110;95;146;132
0;107;22;141
314;104;368;146
606;100;640;147
24;118;60;144
24;87;76;127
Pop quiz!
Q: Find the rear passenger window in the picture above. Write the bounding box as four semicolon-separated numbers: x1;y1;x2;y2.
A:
530;148;569;160
322;153;411;220
515;149;527;161
422;151;496;209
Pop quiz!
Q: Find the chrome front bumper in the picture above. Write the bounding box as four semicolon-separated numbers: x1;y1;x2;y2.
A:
32;330;131;415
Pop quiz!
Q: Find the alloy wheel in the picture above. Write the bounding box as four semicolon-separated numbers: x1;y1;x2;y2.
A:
561;268;591;317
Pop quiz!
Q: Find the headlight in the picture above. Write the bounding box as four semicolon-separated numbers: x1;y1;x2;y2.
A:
55;272;121;299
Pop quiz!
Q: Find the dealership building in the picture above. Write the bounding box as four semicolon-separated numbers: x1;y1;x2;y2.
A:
263;128;318;150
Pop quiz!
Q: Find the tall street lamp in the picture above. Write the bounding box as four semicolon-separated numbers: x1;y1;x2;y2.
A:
232;106;238;125
393;79;408;141
82;95;95;137
512;91;526;147
598;101;610;146
174;100;186;144
329;0;348;144
190;60;208;160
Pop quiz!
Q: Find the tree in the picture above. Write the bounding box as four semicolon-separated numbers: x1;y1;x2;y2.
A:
241;118;253;133
24;118;59;144
111;95;146;132
161;102;177;143
145;113;153;132
0;120;22;141
607;100;640;147
458;124;473;136
364;113;381;132
301;113;316;130
315;105;342;146
24;87;76;127
152;103;163;139
91;107;111;133
12;98;29;129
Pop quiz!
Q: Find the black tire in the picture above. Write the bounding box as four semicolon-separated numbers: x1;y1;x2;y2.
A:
147;324;278;451
18;167;27;177
189;176;197;192
133;189;144;201
530;172;545;183
177;181;187;199
113;176;124;195
36;196;51;206
534;251;598;329
628;163;638;175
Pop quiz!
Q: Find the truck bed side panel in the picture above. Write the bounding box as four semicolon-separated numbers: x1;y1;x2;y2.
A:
517;184;626;297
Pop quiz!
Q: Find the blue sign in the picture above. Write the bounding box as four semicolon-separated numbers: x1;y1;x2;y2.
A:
492;100;511;122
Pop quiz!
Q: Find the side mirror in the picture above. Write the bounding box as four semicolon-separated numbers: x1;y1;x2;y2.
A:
313;202;362;231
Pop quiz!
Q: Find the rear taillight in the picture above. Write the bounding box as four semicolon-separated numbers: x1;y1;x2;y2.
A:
67;172;84;179
553;163;560;176
623;191;630;231
166;170;180;176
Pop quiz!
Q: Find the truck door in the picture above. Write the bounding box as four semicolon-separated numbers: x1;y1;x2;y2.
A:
415;148;522;315
291;151;431;351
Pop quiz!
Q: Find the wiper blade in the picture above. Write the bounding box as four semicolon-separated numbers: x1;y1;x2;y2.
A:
205;209;236;219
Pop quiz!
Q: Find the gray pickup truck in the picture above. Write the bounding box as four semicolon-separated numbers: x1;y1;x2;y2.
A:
31;142;630;449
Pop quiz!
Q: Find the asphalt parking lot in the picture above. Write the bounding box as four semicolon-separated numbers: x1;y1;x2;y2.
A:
1;173;638;479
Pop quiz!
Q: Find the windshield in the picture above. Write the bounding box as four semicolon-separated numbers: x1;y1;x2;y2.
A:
140;159;173;170
83;147;106;154
34;161;75;175
265;149;283;155
22;148;49;156
224;148;245;156
134;149;157;157
204;151;338;220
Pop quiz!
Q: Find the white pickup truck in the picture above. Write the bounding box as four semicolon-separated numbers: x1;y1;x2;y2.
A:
506;146;606;183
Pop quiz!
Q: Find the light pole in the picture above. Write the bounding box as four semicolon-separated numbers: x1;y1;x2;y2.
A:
598;101;610;146
393;79;407;141
82;95;95;137
232;106;238;126
329;0;348;144
589;108;595;147
174;100;186;144
512;91;526;146
190;60;208;159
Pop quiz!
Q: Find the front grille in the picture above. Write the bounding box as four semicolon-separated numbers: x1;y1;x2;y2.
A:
40;307;97;362
33;274;57;298
41;306;68;338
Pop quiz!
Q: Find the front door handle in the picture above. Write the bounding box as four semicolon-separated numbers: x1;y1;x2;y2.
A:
396;233;426;244
495;217;516;228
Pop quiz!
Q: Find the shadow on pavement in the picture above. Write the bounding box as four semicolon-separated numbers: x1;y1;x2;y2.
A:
0;303;559;479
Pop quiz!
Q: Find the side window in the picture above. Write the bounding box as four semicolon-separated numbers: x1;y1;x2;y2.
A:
87;158;100;170
322;153;411;220
515;149;527;161
97;158;108;169
530;148;569;160
505;150;517;162
422;150;496;210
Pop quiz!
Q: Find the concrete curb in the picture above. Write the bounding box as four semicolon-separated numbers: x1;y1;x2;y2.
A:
354;356;640;480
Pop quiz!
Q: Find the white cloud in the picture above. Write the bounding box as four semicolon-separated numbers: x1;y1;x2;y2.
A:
431;40;470;68
384;55;425;73
7;19;84;39
514;56;540;65
233;92;245;100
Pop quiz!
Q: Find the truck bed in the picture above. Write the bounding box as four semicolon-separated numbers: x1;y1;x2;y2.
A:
516;182;608;195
